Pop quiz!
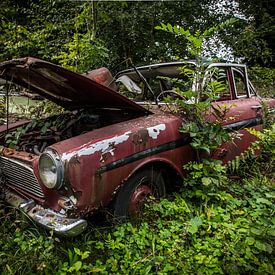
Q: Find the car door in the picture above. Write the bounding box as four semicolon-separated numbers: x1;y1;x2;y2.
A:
208;64;262;163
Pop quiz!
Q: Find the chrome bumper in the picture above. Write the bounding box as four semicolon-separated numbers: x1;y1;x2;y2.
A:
4;190;87;237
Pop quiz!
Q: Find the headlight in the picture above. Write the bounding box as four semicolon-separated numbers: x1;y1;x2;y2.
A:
38;150;64;189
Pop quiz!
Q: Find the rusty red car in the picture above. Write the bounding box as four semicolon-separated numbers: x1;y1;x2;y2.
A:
0;57;274;236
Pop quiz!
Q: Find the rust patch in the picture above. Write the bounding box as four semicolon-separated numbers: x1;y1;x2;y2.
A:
2;148;15;156
2;148;35;163
132;129;149;145
58;197;76;210
100;142;116;162
68;155;81;165
4;189;25;207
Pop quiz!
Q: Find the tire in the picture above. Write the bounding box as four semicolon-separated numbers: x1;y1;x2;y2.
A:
113;168;166;219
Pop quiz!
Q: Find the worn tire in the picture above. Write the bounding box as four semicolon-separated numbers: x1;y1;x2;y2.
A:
113;168;166;219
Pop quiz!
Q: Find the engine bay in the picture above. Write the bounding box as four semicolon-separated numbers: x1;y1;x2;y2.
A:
2;108;135;155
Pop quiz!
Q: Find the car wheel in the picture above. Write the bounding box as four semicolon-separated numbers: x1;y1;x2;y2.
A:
113;168;166;219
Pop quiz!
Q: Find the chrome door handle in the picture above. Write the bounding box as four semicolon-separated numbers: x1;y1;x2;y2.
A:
251;105;262;110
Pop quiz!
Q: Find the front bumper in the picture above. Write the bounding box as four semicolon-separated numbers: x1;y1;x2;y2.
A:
4;190;87;237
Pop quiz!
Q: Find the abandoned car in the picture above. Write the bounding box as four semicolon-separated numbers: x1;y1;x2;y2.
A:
0;57;274;236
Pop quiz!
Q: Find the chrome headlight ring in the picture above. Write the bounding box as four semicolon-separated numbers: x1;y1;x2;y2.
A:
38;150;64;189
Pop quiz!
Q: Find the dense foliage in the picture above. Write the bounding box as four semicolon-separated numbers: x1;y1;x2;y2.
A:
1;0;275;69
249;67;275;97
1;0;274;96
236;0;275;67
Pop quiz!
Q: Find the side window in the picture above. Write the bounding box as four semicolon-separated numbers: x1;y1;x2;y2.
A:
204;67;231;101
232;68;248;97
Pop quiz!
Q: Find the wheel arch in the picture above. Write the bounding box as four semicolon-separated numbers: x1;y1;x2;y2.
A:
121;158;183;194
110;159;182;218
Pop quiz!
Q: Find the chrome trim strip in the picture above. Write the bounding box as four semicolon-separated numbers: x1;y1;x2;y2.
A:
0;155;33;170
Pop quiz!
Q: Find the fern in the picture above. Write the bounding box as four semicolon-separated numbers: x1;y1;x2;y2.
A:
227;125;275;176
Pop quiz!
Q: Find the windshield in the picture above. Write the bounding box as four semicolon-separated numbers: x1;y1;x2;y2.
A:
115;62;196;102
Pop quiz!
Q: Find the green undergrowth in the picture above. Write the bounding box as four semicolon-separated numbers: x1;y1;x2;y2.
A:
0;176;274;274
0;120;274;274
0;168;274;274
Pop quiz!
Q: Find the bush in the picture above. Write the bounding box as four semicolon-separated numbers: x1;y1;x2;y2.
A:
249;67;275;98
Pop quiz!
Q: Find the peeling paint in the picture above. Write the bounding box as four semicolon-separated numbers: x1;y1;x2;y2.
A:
147;124;166;139
62;131;131;161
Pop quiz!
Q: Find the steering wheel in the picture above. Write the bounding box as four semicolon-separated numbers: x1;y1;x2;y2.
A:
156;90;187;103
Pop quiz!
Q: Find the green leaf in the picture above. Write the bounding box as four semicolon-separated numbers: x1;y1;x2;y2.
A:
200;147;211;154
250;227;263;236
173;25;179;34
202;177;211;186
179;27;190;37
255;241;273;253
245;237;255;245
267;229;275;237
188;217;203;234
265;192;275;198
155;25;163;30
81;251;90;260
256;198;272;205
155;23;168;31
74;261;82;271
74;247;81;255
167;23;173;33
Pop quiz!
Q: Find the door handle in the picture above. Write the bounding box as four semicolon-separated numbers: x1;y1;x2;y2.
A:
251;105;262;110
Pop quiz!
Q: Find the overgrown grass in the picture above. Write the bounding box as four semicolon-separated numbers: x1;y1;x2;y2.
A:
0;175;274;274
0;126;274;274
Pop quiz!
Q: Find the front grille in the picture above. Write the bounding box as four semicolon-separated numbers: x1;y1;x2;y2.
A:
0;156;44;198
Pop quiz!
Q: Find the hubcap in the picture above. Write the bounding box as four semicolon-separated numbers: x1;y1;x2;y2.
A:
128;185;152;215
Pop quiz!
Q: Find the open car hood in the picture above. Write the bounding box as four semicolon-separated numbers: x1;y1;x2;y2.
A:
0;57;149;114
